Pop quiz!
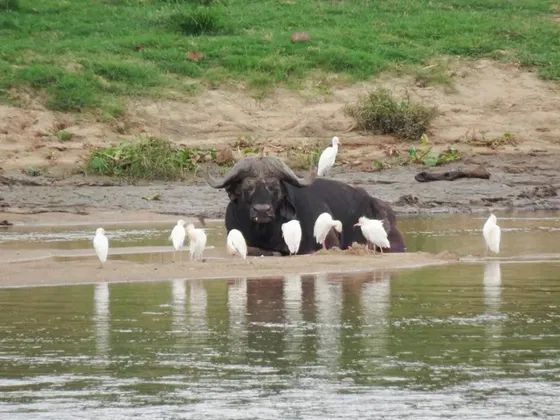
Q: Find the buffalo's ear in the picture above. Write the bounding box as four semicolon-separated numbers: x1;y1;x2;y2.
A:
225;183;242;202
279;198;296;219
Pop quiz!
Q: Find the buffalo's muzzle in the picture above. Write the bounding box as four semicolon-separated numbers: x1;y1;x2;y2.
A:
250;204;274;223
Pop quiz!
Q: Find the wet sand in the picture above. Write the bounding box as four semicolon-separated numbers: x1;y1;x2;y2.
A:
0;250;456;288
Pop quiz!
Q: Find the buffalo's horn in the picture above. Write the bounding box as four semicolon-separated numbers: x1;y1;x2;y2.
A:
204;158;255;189
267;157;315;187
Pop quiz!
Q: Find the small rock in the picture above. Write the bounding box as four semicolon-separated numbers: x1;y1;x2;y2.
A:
0;219;13;227
291;32;310;43
116;122;126;134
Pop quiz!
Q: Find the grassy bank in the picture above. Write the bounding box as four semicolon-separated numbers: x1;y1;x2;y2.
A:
0;0;559;116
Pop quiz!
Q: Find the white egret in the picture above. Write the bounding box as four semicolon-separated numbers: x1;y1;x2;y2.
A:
93;227;109;267
313;212;343;249
317;136;340;176
169;219;186;262
354;216;390;255
227;229;248;260
186;223;207;261
483;213;501;254
281;220;302;255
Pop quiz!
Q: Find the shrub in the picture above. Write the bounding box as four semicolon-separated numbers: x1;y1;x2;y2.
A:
85;137;228;180
345;88;438;140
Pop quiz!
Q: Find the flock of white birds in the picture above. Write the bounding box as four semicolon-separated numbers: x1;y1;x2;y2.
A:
91;136;503;266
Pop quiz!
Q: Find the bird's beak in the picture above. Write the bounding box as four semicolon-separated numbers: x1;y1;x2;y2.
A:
353;223;359;227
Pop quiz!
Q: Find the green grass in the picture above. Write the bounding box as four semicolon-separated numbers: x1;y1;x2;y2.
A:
84;136;233;181
0;0;559;114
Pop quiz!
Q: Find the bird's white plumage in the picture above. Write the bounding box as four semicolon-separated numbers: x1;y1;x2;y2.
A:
317;136;340;176
227;229;247;259
354;216;390;252
483;214;501;254
313;212;343;247
169;219;186;251
186;223;207;260
281;220;302;255
93;227;109;264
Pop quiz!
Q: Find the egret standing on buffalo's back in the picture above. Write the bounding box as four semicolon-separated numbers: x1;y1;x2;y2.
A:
317;136;340;176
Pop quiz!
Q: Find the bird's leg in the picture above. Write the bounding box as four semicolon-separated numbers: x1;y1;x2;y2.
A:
172;250;176;263
380;246;384;255
322;240;326;250
372;245;376;256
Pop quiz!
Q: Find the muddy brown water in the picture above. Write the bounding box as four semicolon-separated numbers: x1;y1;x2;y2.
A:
0;211;559;418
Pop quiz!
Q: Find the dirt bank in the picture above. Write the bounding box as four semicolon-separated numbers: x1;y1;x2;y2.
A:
0;251;456;288
1;59;559;219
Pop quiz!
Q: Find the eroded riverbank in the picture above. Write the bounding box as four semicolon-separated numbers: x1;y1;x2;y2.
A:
1;154;559;221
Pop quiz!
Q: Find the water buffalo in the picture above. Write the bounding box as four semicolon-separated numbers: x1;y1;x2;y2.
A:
206;156;405;256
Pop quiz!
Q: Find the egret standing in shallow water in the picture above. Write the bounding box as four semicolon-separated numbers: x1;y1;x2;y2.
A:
317;136;340;176
282;220;302;255
169;219;186;262
227;229;247;260
186;223;207;261
354;216;390;255
93;227;109;268
483;213;501;254
314;212;343;250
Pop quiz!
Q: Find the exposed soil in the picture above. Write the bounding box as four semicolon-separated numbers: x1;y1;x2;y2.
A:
1;59;560;220
0;251;456;288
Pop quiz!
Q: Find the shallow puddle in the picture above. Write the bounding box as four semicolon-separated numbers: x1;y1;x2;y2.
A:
0;263;559;418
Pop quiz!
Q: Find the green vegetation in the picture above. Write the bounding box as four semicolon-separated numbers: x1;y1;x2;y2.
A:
84;137;233;180
373;134;461;171
346;88;439;140
0;0;558;115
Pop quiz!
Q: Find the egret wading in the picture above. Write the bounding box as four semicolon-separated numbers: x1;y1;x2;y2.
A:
186;223;207;261
483;213;501;255
93;227;109;268
227;229;248;260
281;220;302;255
354;216;390;255
317;136;340;177
169;219;186;262
314;212;343;250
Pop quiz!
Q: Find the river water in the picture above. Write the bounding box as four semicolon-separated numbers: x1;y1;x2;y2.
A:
0;211;559;419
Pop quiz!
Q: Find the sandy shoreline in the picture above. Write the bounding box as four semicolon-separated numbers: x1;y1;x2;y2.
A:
0;251;457;288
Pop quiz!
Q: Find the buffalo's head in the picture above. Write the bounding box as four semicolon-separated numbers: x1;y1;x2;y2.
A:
206;156;314;223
